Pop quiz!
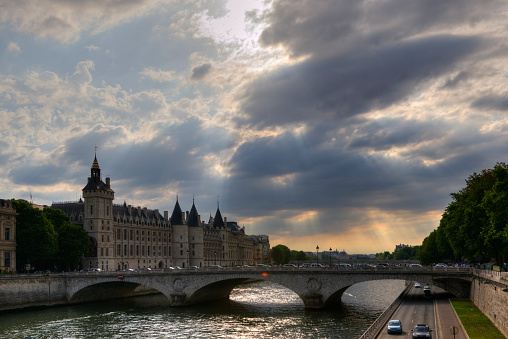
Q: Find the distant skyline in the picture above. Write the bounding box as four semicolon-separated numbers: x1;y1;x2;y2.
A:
2;0;508;254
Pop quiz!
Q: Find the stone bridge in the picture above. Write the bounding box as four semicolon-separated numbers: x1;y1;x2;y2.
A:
65;267;473;309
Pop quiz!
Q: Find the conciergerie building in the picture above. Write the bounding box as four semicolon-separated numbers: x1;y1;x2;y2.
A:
52;154;270;271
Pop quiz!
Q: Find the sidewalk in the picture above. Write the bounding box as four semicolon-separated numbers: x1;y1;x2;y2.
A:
435;298;469;339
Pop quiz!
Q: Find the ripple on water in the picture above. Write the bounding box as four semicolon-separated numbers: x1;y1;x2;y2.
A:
0;279;405;338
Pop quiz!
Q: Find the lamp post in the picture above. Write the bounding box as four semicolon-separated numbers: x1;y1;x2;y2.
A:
329;247;332;267
214;251;217;266
186;249;189;268
316;245;319;266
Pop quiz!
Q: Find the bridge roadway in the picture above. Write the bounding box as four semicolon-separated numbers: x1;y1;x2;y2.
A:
65;266;473;309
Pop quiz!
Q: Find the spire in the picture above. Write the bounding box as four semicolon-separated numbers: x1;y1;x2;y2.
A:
213;205;224;228
91;152;101;179
187;199;199;227
170;199;183;225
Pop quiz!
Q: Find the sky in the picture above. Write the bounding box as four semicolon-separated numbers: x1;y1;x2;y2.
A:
1;0;508;255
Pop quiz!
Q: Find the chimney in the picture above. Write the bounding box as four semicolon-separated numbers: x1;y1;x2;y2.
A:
106;177;110;186
164;211;168;221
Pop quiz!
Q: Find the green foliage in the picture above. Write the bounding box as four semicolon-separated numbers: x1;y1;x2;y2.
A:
392;246;419;260
13;200;58;269
43;207;72;230
271;244;291;264
290;250;308;262
13;201;90;271
375;251;392;260
56;221;89;270
419;163;508;265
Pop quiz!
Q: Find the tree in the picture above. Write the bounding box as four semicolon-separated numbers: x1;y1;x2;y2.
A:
271;244;291;265
42;206;89;270
438;163;508;264
419;231;438;265
481;164;508;265
56;221;89;271
43;207;72;230
13;200;58;270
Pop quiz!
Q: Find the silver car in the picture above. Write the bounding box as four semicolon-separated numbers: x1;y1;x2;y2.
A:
387;319;402;334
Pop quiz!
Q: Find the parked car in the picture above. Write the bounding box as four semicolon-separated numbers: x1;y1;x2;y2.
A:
412;324;432;338
415;282;421;288
387;319;402;334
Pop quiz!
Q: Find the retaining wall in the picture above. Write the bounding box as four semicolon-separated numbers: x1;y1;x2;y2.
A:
470;270;508;338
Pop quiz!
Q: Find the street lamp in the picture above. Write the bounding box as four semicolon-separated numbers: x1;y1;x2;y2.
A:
186;249;189;268
214;251;217;266
329;247;332;267
316;245;319;266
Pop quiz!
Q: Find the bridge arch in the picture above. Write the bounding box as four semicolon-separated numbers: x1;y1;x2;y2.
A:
64;268;473;308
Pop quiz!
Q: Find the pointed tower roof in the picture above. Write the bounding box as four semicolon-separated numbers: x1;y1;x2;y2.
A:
187;199;199;227
213;206;224;228
170;198;183;225
83;153;114;192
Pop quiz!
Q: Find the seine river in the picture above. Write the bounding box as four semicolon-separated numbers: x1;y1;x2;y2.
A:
0;280;405;338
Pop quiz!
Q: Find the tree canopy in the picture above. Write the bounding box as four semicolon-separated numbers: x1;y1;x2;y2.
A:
13;200;89;271
270;244;291;265
13;200;58;269
418;163;508;265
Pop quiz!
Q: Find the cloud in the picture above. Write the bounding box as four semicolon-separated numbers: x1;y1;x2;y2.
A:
190;63;212;81
259;0;503;59
471;95;508;111
235;35;481;128
0;0;164;43
140;67;178;82
7;42;21;54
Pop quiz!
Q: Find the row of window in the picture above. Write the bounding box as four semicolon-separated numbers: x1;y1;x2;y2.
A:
115;229;171;243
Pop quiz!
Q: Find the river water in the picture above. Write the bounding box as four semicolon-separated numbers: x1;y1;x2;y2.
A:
0;280;405;338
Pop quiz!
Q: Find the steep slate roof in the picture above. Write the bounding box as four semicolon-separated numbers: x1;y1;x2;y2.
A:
213;207;224;228
170;199;183;225
112;204;165;223
187;201;199;227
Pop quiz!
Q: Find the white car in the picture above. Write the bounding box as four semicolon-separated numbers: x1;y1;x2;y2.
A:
415;282;421;288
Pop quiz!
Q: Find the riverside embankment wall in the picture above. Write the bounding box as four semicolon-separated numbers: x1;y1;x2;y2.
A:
0;275;68;311
470;270;508;338
0;274;158;311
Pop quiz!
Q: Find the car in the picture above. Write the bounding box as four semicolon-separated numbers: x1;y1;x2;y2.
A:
283;264;297;267
415;282;421;288
209;265;223;269
387;319;402;334
409;263;423;268
434;263;448;267
412;324;432;338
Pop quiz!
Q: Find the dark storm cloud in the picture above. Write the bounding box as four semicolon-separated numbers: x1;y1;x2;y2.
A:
223;115;508;230
190;63;212;81
236;35;480;128
259;0;500;59
9;163;66;186
471;95;508;111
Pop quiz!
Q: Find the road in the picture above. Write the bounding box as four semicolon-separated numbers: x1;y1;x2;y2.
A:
376;283;443;338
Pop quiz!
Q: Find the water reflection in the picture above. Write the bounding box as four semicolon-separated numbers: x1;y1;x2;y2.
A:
0;280;405;338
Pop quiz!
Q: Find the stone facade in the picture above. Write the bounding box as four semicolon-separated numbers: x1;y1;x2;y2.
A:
52;154;270;271
0;199;17;271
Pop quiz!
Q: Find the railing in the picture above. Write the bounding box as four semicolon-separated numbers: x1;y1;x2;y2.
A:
473;268;508;284
0;266;474;278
